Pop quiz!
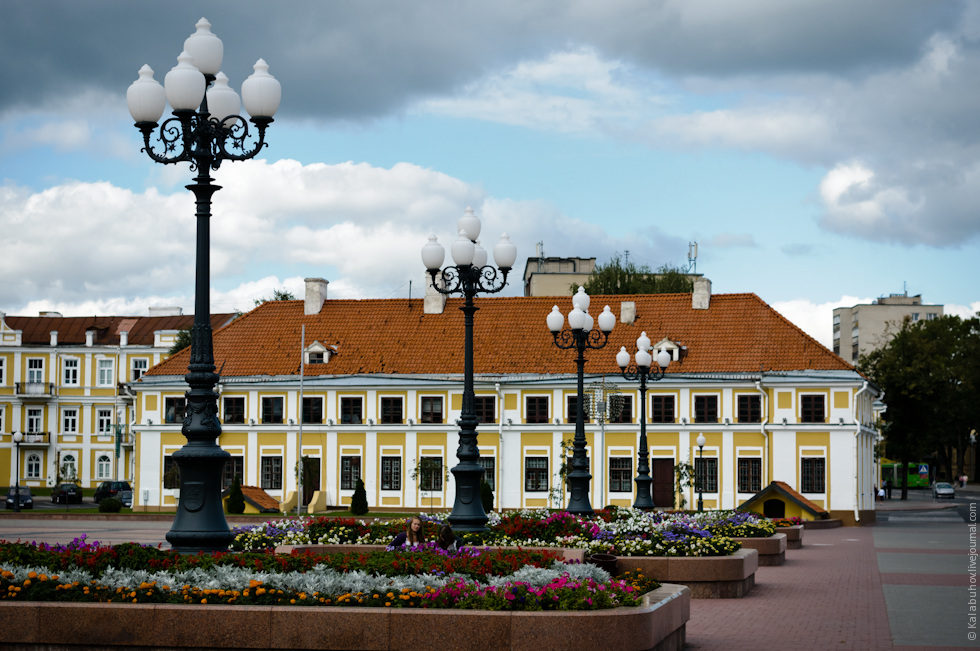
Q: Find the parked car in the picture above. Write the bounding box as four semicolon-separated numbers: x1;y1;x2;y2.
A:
933;482;955;499
51;483;83;504
94;480;132;503
117;490;133;508
5;487;33;510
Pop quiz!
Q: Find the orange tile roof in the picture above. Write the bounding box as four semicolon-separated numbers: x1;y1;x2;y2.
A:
147;293;853;378
229;486;281;513
3;314;236;347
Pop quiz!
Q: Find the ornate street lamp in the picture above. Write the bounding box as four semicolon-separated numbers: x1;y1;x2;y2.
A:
127;18;281;552
696;432;706;512
12;432;23;513
547;288;616;516
616;333;671;510
422;208;517;532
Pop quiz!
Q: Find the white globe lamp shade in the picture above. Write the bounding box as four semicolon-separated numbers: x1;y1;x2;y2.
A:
164;51;206;111
696;433;706;448
472;241;488;268
636;347;652;368
457;207;481;242
206;72;240;127
547;306;565;332
12;431;23;443
572;287;590;312
451;230;475;266
492;233;518;269
568;307;586;330
616;346;630;369
657;349;672;369
183;18;223;76
241;59;281;118
583;311;594;332
597;305;615;333
421;234;445;271
127;65;167;123
637;331;651;352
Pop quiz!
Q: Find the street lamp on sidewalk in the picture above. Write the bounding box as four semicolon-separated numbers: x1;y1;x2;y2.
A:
127;18;281;552
547;288;616;516
422;208;517;532
12;432;23;513
616;333;671;510
696;432;706;512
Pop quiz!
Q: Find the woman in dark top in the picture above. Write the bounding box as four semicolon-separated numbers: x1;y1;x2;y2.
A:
436;524;463;552
390;516;425;547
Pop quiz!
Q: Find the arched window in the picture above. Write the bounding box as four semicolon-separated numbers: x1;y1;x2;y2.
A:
25;453;41;479
97;455;112;480
61;454;77;482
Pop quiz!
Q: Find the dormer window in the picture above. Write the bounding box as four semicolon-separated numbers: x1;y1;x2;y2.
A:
309;352;324;364
304;340;332;365
652;337;684;362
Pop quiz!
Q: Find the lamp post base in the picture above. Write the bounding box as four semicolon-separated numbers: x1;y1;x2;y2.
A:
633;475;655;510
165;444;234;553
446;463;488;532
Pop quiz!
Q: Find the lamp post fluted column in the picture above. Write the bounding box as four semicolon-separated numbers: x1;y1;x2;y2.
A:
696;432;706;512
617;333;670;510
12;432;23;513
422;208;517;532
127;18;281;552
547;289;617;516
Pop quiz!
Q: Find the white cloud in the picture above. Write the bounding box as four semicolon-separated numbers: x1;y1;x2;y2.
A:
946;302;980;319
770;295;872;351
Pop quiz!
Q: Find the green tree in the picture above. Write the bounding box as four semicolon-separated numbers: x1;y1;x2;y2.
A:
254;288;295;307
575;256;694;295
168;329;192;356
227;474;246;514
350;478;369;516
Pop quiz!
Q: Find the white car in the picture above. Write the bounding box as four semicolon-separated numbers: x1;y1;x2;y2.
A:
933;482;955;499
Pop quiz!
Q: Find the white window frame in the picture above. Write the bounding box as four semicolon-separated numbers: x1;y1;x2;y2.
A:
63;357;79;386
26;407;43;433
97;358;115;387
62;407;78;434
27;358;44;383
96;408;113;435
26;453;41;479
97;454;112;480
0;357;5;385
61;453;77;480
131;358;149;381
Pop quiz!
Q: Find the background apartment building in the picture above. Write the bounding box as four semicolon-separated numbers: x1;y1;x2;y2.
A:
833;293;943;363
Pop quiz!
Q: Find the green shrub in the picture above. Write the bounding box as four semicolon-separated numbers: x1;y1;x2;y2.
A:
350;478;369;515
481;479;494;513
227;474;246;514
98;497;123;513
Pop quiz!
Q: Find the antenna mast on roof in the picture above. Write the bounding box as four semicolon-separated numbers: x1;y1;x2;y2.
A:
687;241;698;274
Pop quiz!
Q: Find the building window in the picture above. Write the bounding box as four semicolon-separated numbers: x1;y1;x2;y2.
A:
0;358;4;385
478;456;495;491
164;397;186;424
26;408;43;433
340;397;363;424
97;358;114;386
801;395;825;423
524;457;549;492
651;395;675;423
526;396;549;424
694;395;718;423
308;351;325;364
420;397;443;424
97;408;113;435
610;395;632;423
474;396;496;423
737;458;762;492
341;455;361;490
695;457;718;493
566;395;591;424
380;397;403;424
737;395;761;423
419;457;444;491
97;454;112;480
381;456;402;490
163;456;180;488
223;397;245;424
801;457;826;492
63;358;79;386
62;408;78;434
222;456;244;489
131;358;148;381
26;453;41;479
609;457;632;493
27;358;44;383
261;397;284;424
261;456;283;490
61;454;77;481
302;397;323;424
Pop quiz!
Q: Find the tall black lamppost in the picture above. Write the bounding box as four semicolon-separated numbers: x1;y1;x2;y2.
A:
11;432;23;513
547;288;616;516
696;432;706;512
616;332;671;510
422;208;517;532
126;18;281;552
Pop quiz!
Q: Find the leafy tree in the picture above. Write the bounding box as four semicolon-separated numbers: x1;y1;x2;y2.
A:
575;256;694;295
227;474;246;514
168;329;192;356
254;288;295;307
350;478;369;515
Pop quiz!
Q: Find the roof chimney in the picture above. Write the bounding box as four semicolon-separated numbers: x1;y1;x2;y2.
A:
620;301;636;325
693;277;711;310
50;331;58;347
424;273;447;315
85;329;95;347
305;278;329;315
120;331;128;347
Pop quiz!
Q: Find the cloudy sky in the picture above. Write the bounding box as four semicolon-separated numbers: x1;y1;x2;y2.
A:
1;0;978;349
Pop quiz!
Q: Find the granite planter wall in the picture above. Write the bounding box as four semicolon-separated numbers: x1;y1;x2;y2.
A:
610;548;759;599
0;583;690;651
776;524;804;549
731;533;787;566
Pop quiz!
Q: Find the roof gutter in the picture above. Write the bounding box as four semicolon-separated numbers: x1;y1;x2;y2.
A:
853;381;871;522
